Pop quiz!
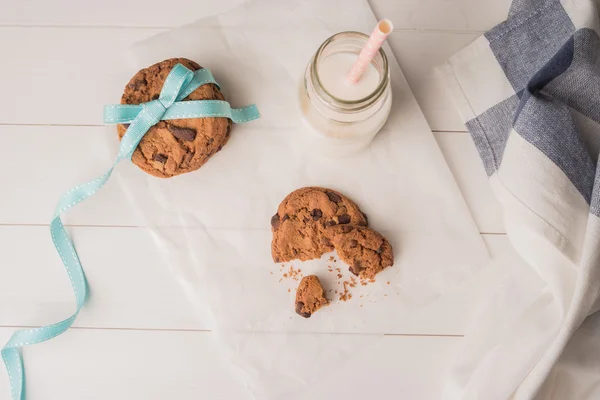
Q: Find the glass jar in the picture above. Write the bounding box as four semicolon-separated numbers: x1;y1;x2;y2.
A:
299;31;392;156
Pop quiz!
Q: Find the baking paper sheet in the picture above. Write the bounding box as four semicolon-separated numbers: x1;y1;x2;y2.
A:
111;0;488;397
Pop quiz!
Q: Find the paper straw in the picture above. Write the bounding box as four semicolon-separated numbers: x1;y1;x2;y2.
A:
346;19;394;84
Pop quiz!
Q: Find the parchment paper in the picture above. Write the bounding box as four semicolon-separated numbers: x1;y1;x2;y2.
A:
112;0;488;397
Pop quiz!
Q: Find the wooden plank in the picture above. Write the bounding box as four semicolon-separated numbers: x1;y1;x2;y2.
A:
0;26;481;133
0;126;503;233
0;126;142;227
0;226;203;330
0;327;461;400
0;328;251;400
0;27;163;126
0;0;246;28
0;225;524;334
0;0;508;30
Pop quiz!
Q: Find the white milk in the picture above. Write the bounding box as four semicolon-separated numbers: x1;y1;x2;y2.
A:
318;53;380;101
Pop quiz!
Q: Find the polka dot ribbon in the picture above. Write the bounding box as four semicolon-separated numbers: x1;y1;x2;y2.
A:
1;64;260;400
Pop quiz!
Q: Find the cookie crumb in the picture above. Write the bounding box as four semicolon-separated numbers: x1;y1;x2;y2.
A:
339;281;352;301
387;281;390;285
285;265;303;281
295;275;329;318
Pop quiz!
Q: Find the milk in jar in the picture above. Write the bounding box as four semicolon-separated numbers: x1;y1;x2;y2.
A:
299;31;392;156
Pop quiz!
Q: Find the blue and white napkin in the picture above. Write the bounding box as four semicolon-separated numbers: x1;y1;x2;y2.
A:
442;0;600;399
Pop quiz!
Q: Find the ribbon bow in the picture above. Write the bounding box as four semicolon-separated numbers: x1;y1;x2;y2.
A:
2;64;259;400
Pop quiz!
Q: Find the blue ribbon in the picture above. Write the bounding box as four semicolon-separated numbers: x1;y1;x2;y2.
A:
1;64;259;400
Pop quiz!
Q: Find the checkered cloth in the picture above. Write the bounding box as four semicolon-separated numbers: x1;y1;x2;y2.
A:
442;0;600;399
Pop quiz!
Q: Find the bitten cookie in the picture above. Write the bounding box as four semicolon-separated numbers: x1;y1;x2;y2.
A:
295;275;329;318
117;58;232;178
271;187;368;263
326;224;394;280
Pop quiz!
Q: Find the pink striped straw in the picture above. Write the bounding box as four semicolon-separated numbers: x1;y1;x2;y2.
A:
346;19;394;84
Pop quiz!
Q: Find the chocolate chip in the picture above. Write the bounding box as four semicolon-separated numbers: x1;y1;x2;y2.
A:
338;214;350;224
325;220;337;227
361;212;369;225
122;123;131;129
340;225;353;233
153;153;168;163
311;209;323;221
151;94;159;100
326;191;342;203
349;261;364;276
376;245;383;254
226;124;231;135
208;138;214;145
274;257;280;263
217;145;223;152
349;239;358;248
271;214;281;230
129;78;147;91
303;216;310;223
295;302;311;318
282;214;290;222
168;125;197;141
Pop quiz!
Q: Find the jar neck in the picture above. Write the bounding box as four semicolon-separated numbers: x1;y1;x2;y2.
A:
309;31;389;113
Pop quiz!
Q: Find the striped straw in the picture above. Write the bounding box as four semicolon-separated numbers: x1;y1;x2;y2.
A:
346;19;394;84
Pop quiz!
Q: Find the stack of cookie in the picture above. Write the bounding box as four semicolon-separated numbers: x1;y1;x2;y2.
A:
270;187;394;317
118;58;232;178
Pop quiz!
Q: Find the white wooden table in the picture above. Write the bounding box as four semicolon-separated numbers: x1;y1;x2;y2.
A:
0;0;528;398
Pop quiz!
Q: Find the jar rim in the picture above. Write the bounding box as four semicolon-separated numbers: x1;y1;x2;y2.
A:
311;31;389;108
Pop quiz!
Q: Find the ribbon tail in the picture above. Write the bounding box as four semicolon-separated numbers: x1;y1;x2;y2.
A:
1;348;23;400
0;163;117;400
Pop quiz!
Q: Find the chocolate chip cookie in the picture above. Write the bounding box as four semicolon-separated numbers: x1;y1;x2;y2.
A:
117;58;232;178
295;275;329;318
326;225;394;280
271;187;368;263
